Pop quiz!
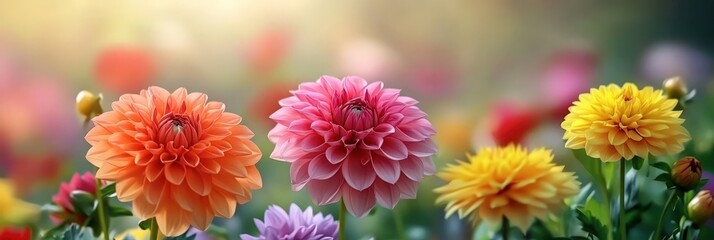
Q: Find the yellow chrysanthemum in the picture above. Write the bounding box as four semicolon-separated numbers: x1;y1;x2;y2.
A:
434;145;580;232
0;179;39;227
561;83;690;162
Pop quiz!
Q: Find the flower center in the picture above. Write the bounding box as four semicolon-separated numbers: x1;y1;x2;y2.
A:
339;98;376;131
157;113;199;148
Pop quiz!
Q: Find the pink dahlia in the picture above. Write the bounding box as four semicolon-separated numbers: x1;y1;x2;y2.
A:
268;76;437;217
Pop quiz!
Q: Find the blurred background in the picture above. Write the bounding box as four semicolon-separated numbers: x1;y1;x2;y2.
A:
2;1;714;239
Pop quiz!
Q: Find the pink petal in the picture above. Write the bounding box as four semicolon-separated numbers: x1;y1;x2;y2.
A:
380;137;408;160
405;139;437;157
342;155;376;191
290;157;311;190
307;154;340;180
300;134;326;151
307;173;344;205
343;186;376;217
396;176;418;199
400;156;425;181
421;157;436;176
310;120;333;134
372;154;400;184
361;134;383;150
326;145;349;164
374;180;401;209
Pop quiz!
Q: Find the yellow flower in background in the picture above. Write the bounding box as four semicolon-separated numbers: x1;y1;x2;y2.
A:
115;228;163;240
434;145;580;232
562;83;690;162
0;179;39;227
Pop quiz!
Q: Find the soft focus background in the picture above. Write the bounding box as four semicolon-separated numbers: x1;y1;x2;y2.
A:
2;1;714;239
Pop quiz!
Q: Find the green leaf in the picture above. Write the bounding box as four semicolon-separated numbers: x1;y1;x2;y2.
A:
632;156;645;170
139;219;152;230
41;221;70;240
101;182;116;196
108;205;133;217
70;190;97;216
575;207;608;240
63;224;95;240
655;173;672;182
651;161;671;173
571;149;609;194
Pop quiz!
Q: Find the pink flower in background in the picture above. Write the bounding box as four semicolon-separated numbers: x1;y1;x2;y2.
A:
268;76;437;217
50;172;97;224
95;46;156;94
540;49;597;120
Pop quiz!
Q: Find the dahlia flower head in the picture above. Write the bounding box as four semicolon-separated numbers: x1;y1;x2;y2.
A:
435;145;580;232
268;76;437;217
240;204;338;240
50;172;97;224
562;83;690;162
85;87;262;236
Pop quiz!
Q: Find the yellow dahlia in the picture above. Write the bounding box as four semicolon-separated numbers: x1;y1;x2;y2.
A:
562;83;690;162
434;145;580;232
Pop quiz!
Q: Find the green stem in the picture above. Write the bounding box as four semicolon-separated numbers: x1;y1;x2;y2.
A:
149;218;159;240
619;160;626;240
95;176;109;240
502;217;509;240
394;206;406;240
654;191;676;240
339;200;346;240
596;179;614;240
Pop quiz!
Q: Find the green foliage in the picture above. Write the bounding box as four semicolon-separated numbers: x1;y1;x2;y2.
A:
42;224;95;240
632;156;645;170
101;182;116;196
575;207;608;240
138;219;152;230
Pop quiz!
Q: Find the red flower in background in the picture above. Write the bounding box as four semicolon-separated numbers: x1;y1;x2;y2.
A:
242;28;291;74
50;172;97;224
95;46;156;94
489;102;540;146
0;227;31;240
541;49;597;120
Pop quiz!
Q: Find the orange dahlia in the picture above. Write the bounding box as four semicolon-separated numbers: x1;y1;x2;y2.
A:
434;145;580;232
85;86;262;236
562;83;690;162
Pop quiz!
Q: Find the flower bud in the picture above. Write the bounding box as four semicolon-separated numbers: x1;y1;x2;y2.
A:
49;172;97;224
76;90;103;122
671;156;702;191
663;76;688;100
688;190;714;225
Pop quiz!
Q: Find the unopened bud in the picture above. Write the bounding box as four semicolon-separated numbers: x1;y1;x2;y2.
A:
671;156;702;191
688;190;714;226
663;76;688;100
76;90;103;123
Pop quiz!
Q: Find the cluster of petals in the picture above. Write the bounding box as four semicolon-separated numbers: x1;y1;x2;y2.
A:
85;86;262;236
562;83;690;162
241;204;338;240
268;76;437;217
435;145;580;232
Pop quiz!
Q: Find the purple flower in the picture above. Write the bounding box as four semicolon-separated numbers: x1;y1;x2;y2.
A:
241;204;338;240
